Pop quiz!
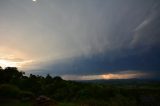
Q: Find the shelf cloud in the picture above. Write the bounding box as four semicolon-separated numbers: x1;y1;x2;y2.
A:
0;0;160;79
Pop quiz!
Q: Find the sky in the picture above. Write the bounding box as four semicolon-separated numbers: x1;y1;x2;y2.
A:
0;0;160;80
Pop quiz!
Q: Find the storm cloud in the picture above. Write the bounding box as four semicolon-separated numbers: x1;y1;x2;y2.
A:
0;0;160;79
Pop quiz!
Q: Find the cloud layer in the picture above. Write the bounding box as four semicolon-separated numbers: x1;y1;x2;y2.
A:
0;0;160;79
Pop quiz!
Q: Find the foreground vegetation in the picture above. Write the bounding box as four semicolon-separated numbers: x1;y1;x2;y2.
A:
0;66;160;106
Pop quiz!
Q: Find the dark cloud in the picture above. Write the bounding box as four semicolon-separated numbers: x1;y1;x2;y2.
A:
0;0;160;79
32;45;160;79
131;0;160;50
32;0;160;78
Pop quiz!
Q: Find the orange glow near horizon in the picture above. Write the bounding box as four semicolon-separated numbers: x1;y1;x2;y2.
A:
0;59;33;69
0;46;34;69
101;73;139;79
62;72;148;80
0;59;20;68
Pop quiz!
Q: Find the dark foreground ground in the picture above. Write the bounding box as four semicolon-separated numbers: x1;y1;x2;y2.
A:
0;67;160;106
1;79;160;106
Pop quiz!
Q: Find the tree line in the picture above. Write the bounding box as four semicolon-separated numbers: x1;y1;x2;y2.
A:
0;66;160;106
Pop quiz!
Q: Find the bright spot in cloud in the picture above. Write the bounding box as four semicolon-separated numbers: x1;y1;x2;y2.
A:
0;47;34;70
0;59;21;68
62;72;148;80
0;59;33;69
32;0;36;2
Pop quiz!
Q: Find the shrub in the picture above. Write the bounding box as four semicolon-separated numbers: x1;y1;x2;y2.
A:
20;91;35;101
0;84;21;98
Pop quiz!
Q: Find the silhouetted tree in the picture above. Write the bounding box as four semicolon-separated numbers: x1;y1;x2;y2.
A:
0;66;160;106
45;74;53;84
0;66;2;71
0;67;24;83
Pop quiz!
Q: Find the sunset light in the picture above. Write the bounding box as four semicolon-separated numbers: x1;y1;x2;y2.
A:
62;72;148;80
0;59;19;68
0;59;33;69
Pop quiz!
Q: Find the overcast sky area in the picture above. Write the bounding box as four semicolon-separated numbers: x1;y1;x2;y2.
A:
0;0;160;80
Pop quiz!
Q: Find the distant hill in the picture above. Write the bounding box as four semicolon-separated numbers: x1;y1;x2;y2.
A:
75;78;160;84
